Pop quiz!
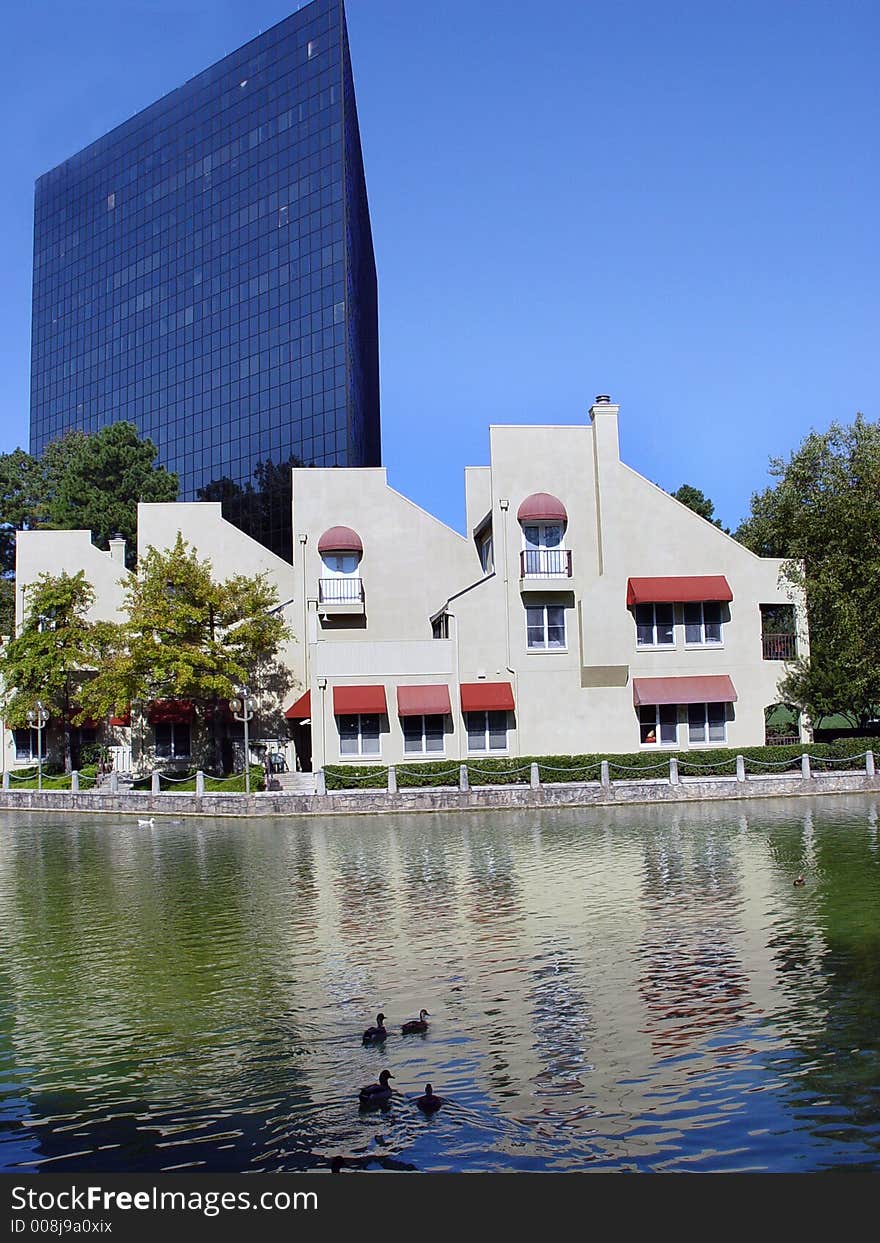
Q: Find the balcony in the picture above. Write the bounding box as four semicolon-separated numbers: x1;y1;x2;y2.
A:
318;577;365;615
520;548;572;585
762;633;797;661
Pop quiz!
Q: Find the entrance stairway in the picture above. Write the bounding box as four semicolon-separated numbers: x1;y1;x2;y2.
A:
270;771;317;794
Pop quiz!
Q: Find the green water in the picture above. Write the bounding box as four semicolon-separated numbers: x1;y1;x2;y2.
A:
1;795;879;1172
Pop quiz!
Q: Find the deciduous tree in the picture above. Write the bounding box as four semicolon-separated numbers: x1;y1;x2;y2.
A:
0;571;112;769
81;535;290;771
736;414;880;728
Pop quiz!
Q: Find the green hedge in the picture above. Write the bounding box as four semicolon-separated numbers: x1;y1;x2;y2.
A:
324;737;880;790
5;764;100;791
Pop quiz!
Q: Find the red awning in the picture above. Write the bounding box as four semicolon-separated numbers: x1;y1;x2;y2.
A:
516;492;568;524
318;526;363;555
285;690;311;720
460;682;516;712
147;699;195;725
109;709;131;727
396;685;452;717
632;675;738;707
626;576;733;606
332;685;387;715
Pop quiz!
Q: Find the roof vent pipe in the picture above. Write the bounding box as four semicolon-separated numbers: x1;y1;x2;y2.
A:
594;394;611;404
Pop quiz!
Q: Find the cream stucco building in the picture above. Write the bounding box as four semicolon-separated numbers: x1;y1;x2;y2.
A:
6;399;806;775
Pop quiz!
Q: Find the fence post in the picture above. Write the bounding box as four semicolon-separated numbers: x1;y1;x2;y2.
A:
801;753;811;780
668;757;679;785
195;770;205;796
71;770;79;793
867;750;875;778
151;770;160;795
387;765;397;794
736;755;746;783
600;760;611;790
315;768;327;796
530;762;540;790
2;771;8;790
110;771;118;793
459;764;469;792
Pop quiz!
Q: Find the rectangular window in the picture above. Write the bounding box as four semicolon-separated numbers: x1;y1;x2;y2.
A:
338;714;380;757
684;601;724;645
639;705;678;746
13;729;47;760
635;603;675;647
466;710;509;753
526;604;566;649
154;723;191;759
688;702;727;744
402;714;445;755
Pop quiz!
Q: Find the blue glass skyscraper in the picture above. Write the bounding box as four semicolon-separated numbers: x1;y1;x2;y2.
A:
29;0;379;560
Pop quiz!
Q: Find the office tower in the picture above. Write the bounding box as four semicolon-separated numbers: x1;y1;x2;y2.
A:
30;0;380;560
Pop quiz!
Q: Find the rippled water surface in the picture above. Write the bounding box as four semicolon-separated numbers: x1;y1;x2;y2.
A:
1;796;879;1173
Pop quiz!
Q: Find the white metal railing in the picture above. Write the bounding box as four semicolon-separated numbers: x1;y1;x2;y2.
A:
319;577;364;604
520;549;572;578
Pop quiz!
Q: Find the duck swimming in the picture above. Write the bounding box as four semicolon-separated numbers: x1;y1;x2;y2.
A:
362;1013;387;1043
402;1008;430;1034
416;1084;445;1114
358;1069;394;1106
794;874;806;887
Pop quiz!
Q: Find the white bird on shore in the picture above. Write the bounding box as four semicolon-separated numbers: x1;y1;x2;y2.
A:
137;817;155;827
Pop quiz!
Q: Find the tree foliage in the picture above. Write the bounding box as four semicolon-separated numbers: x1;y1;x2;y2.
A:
80;535;290;727
0;423;178;574
670;484;727;530
736;414;880;727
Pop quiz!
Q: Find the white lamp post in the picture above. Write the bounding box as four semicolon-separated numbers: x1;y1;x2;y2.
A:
231;686;255;794
26;701;50;791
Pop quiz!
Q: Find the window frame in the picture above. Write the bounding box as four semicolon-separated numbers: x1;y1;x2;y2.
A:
465;710;509;754
683;601;724;647
402;713;446;756
526;602;567;651
154;722;191;759
337;713;381;758
687;701;728;745
635;602;675;648
638;704;679;747
13;728;48;761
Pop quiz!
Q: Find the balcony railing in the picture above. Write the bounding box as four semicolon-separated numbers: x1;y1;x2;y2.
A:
762;633;797;661
319;577;364;604
520;549;572;578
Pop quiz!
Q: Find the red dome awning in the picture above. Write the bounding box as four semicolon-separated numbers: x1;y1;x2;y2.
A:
318;526;363;555
516;493;567;524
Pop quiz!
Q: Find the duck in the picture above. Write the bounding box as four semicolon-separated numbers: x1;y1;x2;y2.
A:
358;1068;394;1106
416;1083;445;1114
793;874;806;887
137;818;155;827
362;1012;388;1043
402;1008;430;1034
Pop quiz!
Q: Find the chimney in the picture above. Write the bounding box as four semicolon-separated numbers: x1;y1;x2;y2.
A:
589;395;621;576
109;534;126;565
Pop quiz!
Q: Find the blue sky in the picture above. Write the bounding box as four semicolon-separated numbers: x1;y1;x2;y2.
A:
1;0;877;532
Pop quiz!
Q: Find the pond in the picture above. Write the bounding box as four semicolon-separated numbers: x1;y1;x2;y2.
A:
1;795;879;1173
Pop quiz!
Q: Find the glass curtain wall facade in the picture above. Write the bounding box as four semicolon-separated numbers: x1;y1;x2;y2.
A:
30;0;379;561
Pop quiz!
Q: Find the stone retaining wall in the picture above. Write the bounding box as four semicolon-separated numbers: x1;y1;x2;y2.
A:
0;770;877;819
